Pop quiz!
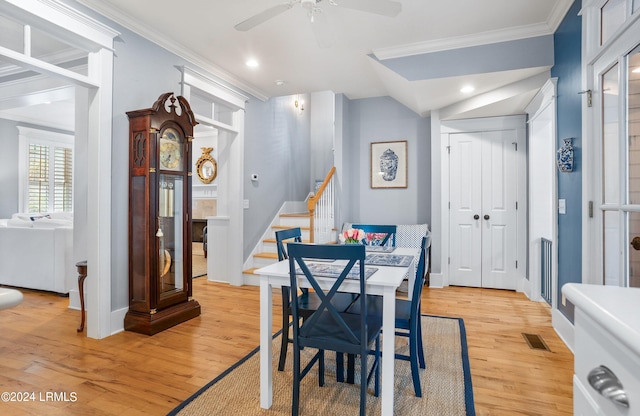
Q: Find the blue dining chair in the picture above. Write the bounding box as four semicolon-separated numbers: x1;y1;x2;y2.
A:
346;235;430;397
274;228;357;372
352;224;397;247
287;243;381;416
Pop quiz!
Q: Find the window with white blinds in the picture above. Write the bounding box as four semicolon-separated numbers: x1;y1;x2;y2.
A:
27;143;73;213
53;147;73;212
18;127;74;213
28;143;49;213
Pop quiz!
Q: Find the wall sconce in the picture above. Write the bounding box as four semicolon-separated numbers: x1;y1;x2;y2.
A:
294;96;304;114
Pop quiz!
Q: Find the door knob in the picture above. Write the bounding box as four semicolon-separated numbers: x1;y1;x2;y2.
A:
632;236;640;251
473;214;480;220
484;215;490;220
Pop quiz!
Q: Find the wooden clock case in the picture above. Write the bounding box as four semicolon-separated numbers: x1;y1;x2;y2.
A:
124;92;201;335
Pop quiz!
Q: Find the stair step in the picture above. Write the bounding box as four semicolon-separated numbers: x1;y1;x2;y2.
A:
272;225;310;230
263;238;310;244
254;252;278;259
280;212;309;218
243;267;259;275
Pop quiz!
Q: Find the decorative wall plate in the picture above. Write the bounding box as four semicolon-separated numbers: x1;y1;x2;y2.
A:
196;147;217;183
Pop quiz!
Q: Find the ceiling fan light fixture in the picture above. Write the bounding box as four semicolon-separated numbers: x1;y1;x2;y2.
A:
234;0;402;39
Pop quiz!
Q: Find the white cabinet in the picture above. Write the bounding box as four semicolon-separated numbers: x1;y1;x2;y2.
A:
563;284;640;416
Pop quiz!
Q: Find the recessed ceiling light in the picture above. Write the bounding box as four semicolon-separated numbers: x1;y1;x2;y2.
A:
246;59;259;68
460;85;475;93
275;80;285;86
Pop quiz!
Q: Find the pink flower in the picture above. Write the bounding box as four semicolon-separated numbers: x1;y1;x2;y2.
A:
340;228;365;243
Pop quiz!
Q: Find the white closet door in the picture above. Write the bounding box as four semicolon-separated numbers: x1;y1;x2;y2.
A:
449;130;520;289
449;133;483;287
481;130;518;289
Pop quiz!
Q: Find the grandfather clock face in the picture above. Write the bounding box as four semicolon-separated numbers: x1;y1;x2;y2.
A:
159;127;184;171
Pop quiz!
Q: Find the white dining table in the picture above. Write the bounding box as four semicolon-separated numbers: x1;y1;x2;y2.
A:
255;246;419;416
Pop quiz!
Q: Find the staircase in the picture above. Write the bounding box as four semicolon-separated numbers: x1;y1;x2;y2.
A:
243;167;338;285
242;213;312;284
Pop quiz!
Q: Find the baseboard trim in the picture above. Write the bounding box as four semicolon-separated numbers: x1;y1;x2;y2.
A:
428;272;444;288
110;307;128;335
68;288;80;310
552;307;574;354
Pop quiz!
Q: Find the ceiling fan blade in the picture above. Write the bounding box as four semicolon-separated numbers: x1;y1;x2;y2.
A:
333;0;402;17
234;3;295;31
309;11;336;48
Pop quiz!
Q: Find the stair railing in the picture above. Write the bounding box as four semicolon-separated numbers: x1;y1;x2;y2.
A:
307;167;336;243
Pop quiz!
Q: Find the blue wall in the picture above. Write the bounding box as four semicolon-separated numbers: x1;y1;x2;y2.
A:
551;0;581;321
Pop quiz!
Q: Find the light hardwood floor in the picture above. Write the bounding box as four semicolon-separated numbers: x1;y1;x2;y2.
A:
0;280;573;415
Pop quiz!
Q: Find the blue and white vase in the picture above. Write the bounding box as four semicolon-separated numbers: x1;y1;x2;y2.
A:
557;138;574;172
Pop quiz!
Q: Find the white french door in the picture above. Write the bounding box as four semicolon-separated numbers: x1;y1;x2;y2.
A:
592;42;640;289
449;129;522;289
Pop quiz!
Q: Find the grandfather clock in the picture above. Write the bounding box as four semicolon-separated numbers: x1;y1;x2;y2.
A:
125;92;201;335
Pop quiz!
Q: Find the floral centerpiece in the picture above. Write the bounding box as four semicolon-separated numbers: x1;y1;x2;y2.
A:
340;228;365;244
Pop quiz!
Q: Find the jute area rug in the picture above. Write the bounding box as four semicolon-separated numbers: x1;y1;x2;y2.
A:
169;315;475;415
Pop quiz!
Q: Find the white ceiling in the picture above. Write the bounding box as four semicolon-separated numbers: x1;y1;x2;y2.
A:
0;0;575;128
73;0;573;117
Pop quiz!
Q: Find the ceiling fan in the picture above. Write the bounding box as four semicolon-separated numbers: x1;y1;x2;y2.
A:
234;0;402;46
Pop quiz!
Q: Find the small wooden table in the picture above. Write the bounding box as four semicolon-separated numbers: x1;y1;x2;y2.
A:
76;261;87;332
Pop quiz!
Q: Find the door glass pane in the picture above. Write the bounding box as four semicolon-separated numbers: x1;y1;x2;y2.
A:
629;48;640;203
604;210;621;286
603;63;620;203
602;0;627;45
630;212;640;287
158;175;184;295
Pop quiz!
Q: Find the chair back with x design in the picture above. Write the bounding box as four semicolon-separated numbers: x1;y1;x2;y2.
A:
287;243;381;416
275;227;302;261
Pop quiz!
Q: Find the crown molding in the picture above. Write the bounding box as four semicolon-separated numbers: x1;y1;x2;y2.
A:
373;22;554;60
373;0;574;60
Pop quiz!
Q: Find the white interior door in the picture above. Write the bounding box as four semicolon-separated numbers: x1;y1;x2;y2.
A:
449;133;482;287
449;130;520;289
481;130;518;289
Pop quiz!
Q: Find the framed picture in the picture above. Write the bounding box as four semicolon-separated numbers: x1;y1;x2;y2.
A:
370;140;407;188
